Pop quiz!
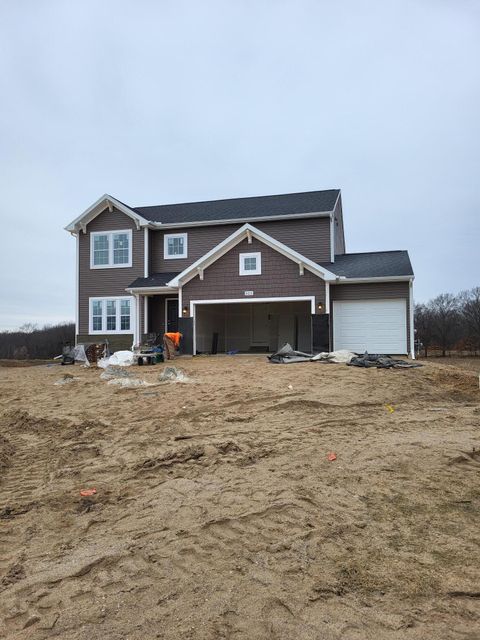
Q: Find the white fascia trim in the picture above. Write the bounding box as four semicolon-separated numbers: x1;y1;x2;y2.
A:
167;223;337;287
65;194;150;233
148;210;333;230
190;296;316;316
90;229;133;269
334;276;414;284
125;286;178;295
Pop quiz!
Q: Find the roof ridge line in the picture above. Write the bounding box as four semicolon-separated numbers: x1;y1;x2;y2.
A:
133;188;340;210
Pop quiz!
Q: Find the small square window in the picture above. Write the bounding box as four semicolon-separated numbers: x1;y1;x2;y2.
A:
239;252;261;276
164;233;188;259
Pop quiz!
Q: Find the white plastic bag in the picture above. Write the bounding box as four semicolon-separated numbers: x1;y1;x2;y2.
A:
97;350;135;368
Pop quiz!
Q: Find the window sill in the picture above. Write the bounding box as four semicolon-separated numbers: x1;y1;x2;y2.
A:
90;263;133;269
164;255;187;260
89;330;133;335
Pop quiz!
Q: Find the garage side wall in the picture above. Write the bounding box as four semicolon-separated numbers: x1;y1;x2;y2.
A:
330;282;410;352
181;237;327;309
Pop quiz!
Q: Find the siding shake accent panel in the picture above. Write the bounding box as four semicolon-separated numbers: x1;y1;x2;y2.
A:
149;217;332;273
182;238;326;310
78;208;144;335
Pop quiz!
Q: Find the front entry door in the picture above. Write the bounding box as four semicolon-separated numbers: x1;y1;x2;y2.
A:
166;299;179;333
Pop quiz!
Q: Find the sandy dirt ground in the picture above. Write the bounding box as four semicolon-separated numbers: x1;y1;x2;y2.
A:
0;356;479;639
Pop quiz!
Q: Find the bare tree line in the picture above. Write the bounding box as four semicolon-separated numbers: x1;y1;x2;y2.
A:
415;287;480;357
0;322;74;360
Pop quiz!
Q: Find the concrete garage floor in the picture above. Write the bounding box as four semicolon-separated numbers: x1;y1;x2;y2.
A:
0;357;479;639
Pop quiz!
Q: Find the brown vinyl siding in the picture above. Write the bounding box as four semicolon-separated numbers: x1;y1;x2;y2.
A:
182;237;326;311
76;334;133;351
78;207;144;336
149;217;331;273
330;282;410;352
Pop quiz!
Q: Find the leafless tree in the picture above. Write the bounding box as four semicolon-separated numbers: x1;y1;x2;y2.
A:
459;287;480;353
429;293;461;357
414;303;435;357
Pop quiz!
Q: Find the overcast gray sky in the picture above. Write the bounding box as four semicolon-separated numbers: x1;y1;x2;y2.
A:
0;0;479;330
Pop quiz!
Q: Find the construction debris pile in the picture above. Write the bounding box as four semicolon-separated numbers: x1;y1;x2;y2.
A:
269;343;422;368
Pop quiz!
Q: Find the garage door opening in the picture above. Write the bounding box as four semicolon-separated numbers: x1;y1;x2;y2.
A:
193;300;312;354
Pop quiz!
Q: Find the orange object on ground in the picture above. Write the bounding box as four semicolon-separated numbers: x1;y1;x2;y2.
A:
164;332;182;348
327;452;337;461
80;488;97;497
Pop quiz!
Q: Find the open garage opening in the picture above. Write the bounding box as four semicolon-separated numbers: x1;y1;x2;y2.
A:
193;300;313;355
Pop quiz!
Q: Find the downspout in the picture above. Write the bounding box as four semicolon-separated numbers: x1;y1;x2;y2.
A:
144;227;149;278
409;278;415;359
133;294;141;348
330;214;335;263
144;296;148;334
75;232;79;345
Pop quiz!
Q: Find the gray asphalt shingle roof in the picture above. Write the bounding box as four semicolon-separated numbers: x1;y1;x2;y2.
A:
321;251;413;278
128;273;180;288
133;189;340;224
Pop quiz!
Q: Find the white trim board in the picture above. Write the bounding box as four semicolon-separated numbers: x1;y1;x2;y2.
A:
168;223;337;287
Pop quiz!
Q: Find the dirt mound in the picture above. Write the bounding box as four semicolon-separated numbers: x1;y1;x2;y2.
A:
0;357;479;639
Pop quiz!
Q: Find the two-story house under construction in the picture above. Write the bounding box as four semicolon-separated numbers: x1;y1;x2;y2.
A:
65;189;414;357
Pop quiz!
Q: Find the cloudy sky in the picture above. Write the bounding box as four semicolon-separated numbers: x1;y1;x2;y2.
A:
0;0;479;330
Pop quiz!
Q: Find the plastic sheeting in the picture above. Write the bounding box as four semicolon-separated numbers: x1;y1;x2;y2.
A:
311;350;356;364
347;353;422;369
97;350;135;369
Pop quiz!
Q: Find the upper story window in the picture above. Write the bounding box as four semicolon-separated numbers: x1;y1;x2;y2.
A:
90;230;132;269
239;252;261;275
164;233;188;259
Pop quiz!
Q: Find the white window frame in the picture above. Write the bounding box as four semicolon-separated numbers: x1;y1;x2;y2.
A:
89;296;134;334
164;233;188;260
90;229;133;269
239;252;261;276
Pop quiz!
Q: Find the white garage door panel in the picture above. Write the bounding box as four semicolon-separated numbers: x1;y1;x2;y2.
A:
333;299;407;354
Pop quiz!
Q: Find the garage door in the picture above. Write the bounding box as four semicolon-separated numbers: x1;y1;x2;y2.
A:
333;299;407;354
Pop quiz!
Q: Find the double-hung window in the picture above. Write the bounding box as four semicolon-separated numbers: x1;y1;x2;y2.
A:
239;252;261;275
91;230;132;268
89;297;133;334
164;233;188;259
